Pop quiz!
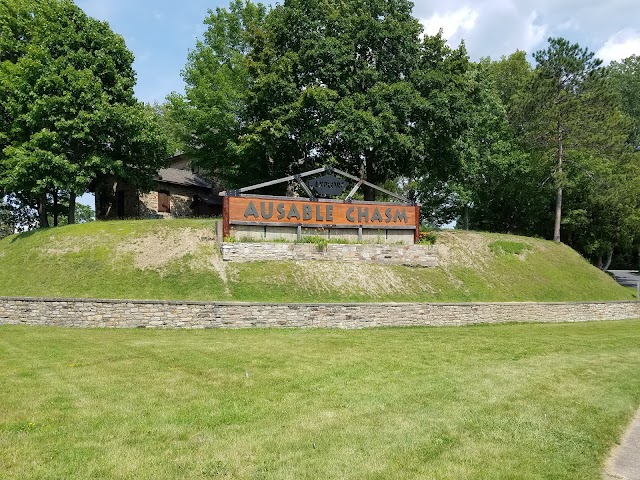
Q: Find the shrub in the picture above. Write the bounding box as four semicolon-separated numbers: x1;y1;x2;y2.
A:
418;228;437;245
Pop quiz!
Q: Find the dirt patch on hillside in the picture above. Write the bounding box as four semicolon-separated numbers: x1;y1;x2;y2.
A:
291;261;434;296
435;231;494;271
435;231;538;269
120;228;216;271
40;234;113;256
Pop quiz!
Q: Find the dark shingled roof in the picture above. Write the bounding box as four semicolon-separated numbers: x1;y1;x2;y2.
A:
156;168;212;189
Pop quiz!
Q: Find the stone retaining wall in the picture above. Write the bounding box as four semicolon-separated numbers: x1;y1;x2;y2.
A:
221;242;438;267
1;297;639;329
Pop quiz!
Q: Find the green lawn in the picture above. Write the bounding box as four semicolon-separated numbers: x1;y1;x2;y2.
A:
2;321;640;479
0;219;227;301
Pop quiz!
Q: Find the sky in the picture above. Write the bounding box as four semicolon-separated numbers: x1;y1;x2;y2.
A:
75;0;640;106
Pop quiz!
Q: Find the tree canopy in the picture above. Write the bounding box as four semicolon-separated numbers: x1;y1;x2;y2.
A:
170;0;470;200
459;40;640;266
0;0;168;226
168;2;640;267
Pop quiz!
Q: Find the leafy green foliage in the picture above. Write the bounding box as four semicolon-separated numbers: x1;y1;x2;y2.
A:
609;55;640;148
0;194;38;235
0;0;168;225
526;38;625;242
453;41;640;268
430;59;539;228
48;202;94;227
173;0;470;199
168;0;267;187
418;228;437;245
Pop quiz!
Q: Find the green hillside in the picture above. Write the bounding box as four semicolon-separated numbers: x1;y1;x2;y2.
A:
0;219;632;302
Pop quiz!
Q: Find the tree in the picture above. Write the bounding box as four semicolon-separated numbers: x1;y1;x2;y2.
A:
441;59;548;232
168;0;267;186
244;0;469;199
0;0;168;227
489;51;531;108
175;0;470;197
0;193;39;236
527;37;616;242
449;46;639;268
0;197;15;238
148;103;187;157
609;55;640;148
48;200;94;227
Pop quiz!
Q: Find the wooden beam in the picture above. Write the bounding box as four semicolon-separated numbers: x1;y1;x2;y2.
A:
332;167;411;203
222;196;230;239
219;167;327;196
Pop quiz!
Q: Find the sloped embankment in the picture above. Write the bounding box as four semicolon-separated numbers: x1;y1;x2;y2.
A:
0;220;632;302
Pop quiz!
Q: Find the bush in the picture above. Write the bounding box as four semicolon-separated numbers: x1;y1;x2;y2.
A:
418;228;437;245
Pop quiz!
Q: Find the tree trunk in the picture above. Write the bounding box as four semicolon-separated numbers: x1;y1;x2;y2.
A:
68;192;76;225
463;205;469;230
53;191;58;227
363;150;375;201
603;249;614;271
553;120;563;242
38;192;49;228
554;186;562;242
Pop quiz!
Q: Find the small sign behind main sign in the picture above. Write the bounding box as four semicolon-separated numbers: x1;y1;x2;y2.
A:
307;174;348;197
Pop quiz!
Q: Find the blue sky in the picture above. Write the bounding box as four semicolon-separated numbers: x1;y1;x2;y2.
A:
76;0;226;105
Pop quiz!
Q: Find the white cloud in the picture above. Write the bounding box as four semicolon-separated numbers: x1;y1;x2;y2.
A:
596;29;640;63
524;11;547;52
412;1;640;61
421;7;479;40
556;18;579;32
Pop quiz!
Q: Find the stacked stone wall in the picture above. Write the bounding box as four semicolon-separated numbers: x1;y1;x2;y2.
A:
221;242;438;267
1;297;639;329
139;185;197;218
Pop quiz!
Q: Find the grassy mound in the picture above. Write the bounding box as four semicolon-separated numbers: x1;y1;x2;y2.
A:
0;219;632;302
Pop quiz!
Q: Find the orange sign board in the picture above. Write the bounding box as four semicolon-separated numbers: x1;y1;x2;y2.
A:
223;196;419;240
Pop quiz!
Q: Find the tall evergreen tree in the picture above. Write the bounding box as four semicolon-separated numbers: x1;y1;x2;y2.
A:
527;37;615;242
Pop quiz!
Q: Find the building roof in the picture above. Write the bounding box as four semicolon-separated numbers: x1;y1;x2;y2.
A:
156;168;212;189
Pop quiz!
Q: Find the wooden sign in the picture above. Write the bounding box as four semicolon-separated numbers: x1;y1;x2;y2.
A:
223;195;419;241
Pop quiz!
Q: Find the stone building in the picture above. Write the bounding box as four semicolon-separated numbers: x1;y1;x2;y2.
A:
94;154;222;219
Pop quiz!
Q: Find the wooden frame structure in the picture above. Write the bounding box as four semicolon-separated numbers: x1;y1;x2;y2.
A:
221;167;420;243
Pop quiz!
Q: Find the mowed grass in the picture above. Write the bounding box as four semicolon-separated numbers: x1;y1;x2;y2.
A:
226;232;633;303
0;219;229;301
0;220;633;302
1;321;640;479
